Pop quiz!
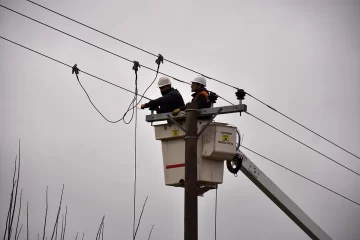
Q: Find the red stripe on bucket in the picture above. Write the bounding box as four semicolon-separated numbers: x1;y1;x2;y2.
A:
166;163;185;169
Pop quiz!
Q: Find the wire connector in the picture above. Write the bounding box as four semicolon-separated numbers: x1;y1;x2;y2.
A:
236;89;246;100
155;54;164;65
72;64;79;75
209;91;218;104
132;61;141;73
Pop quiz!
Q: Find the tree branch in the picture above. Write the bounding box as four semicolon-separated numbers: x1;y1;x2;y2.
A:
51;185;64;240
14;189;23;240
43;186;49;240
95;216;105;240
147;225;154;240
134;196;149;239
61;207;67;240
8;140;21;240
15;224;22;240
3;156;17;240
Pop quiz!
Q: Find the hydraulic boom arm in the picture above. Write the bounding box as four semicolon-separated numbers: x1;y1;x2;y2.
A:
238;150;332;240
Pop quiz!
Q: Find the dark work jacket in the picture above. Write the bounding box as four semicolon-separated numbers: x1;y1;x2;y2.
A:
180;88;211;111
146;88;185;113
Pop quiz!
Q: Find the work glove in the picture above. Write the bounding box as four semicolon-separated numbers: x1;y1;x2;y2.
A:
141;103;148;109
172;108;181;116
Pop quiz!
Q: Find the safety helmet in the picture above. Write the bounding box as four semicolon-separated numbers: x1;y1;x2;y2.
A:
191;75;207;87
158;76;171;87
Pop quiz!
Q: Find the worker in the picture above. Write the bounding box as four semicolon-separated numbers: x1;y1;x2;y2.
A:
172;75;211;116
141;76;185;113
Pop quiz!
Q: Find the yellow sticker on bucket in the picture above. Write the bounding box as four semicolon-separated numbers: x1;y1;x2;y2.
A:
172;129;179;137
222;134;229;142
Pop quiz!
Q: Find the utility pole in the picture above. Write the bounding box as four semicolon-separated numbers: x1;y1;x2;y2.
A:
184;102;198;240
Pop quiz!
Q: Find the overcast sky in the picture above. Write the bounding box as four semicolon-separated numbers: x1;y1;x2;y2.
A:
1;0;360;239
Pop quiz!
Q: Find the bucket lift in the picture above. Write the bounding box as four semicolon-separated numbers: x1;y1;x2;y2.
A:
145;89;332;240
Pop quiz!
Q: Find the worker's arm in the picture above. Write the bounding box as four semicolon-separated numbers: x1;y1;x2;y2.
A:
145;94;173;109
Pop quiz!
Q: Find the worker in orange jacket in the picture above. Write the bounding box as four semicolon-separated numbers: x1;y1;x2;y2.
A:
172;75;212;116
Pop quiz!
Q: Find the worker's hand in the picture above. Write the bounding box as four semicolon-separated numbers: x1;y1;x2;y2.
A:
141;103;147;109
172;108;181;116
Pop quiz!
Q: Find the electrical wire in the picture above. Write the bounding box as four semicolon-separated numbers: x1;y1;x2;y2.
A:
74;71;137;123
0;36;150;101
2;27;360;215
240;145;360;207
214;185;218;240
245;112;360;177
245;93;360;161
0;5;189;86
24;0;360;161
3;27;360;208
2;33;358;180
224;97;360;177
133;70;138;239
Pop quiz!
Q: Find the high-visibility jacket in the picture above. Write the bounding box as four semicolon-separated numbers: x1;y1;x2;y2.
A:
180;88;211;111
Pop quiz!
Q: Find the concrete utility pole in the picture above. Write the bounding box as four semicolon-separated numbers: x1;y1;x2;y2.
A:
184;102;198;240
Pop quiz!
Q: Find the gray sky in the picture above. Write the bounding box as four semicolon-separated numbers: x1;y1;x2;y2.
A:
1;0;360;239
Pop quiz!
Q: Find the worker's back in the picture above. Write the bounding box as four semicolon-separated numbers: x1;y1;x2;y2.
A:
191;87;212;109
155;88;185;113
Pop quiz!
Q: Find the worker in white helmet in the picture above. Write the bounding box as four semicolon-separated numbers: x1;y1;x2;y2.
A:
172;75;212;116
141;76;185;113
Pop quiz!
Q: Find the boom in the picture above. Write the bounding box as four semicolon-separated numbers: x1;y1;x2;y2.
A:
238;150;332;240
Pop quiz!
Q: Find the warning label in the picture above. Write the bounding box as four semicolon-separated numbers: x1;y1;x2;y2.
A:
218;134;233;145
222;134;230;142
172;129;179;137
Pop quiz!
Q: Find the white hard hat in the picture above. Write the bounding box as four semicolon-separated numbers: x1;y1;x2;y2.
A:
191;75;207;87
158;76;171;87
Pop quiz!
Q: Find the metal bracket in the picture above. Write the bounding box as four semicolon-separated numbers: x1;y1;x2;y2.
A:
197;107;222;138
166;114;187;133
197;185;217;196
146;104;247;123
184;136;198;140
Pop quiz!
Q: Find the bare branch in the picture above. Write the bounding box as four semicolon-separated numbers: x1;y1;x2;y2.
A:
26;202;29;240
147;225;154;240
9;140;21;240
51;185;65;240
101;221;104;240
15;224;22;240
43;186;49;240
134;196;149;239
95;216;105;240
55;220;58;240
3;156;17;240
61;207;67;240
14;189;23;240
59;215;64;240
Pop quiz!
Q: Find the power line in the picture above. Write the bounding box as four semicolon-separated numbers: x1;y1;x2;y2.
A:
72;65;138;123
245;93;360;160
246;112;360;177
25;0;232;89
229;96;360;177
0;36;150;100
24;1;360;161
2;28;360;203
241;145;360;207
0;4;189;86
